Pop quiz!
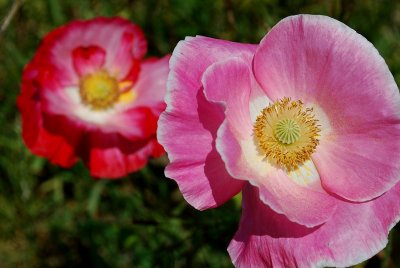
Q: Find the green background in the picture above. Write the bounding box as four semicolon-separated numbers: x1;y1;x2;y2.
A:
0;0;399;267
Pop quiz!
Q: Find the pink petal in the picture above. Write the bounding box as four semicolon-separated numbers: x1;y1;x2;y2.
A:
253;14;400;201
203;57;337;227
228;183;400;267
161;91;243;210
133;55;170;113
158;36;256;209
109;30;145;80
202;57;253;139
72;45;106;77
166;36;257;115
313;125;400;202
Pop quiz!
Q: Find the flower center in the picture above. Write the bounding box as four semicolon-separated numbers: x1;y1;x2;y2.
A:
254;97;320;170
79;70;120;110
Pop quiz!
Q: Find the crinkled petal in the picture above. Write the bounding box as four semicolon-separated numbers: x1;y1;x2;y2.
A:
228;183;400;268
158;36;256;209
253;14;400;201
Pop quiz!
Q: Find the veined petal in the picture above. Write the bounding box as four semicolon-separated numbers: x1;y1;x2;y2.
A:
158;36;256;209
161;91;243;210
253;14;400;201
313;124;400;201
228;183;400;268
202;57;253;139
165;36;257;115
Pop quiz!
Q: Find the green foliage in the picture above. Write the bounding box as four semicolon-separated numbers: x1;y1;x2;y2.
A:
0;0;399;267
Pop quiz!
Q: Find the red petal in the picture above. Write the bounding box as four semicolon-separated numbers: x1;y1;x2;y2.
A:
72;45;106;77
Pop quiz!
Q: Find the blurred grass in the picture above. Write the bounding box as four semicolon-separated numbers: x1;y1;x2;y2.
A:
0;0;399;267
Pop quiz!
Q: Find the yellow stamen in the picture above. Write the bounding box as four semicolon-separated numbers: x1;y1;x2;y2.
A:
254;97;320;170
118;87;137;104
79;70;119;110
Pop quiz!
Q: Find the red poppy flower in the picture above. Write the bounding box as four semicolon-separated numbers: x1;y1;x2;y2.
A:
17;17;170;178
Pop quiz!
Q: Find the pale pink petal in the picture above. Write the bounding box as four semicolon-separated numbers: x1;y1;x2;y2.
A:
72;45;106;77
158;36;256;209
133;55;170;113
253;14;400;201
202;57;253;139
228;183;400;267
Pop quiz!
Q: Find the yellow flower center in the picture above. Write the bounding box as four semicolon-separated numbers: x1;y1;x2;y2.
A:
79;70;120;110
254;97;320;170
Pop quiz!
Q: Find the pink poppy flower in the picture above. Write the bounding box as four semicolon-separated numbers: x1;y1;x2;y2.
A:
158;15;400;267
17;17;170;178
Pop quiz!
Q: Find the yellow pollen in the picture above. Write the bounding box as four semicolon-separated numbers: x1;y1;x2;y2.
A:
253;97;320;170
79;70;120;110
